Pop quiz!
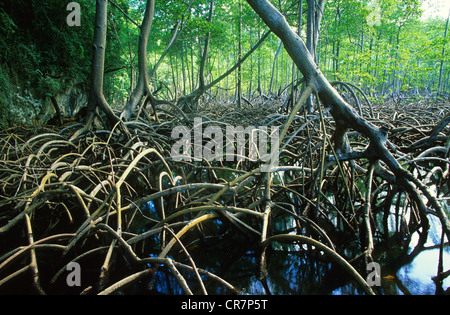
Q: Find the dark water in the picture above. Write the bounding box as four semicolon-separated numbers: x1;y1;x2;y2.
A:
134;199;450;295
235;209;449;295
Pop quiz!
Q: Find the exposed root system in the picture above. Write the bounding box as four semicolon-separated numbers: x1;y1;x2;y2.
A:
0;96;449;295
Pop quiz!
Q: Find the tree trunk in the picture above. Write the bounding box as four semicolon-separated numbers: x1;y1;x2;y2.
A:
121;0;155;121
289;0;303;112
439;11;450;92
333;5;341;77
255;29;263;97
50;96;63;126
305;0;315;113
237;0;242;108
315;0;326;53
73;0;122;139
177;28;271;111
199;1;215;93
177;0;214;112
306;0;315;61
269;41;283;95
149;19;183;79
304;0;325;113
181;43;187;95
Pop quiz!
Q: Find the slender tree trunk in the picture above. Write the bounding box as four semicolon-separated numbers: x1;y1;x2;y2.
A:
127;22;135;95
315;0;326;52
121;0;155;121
88;0;108;112
200;1;214;91
50;96;63;126
304;0;316;113
73;0;122;139
269;42;283;94
315;0;326;68
256;29;263;97
181;43;187;95
149;19;183;79
333;5;341;77
237;0;242;108
439;11;450;92
304;0;325;113
177;27;270;111
170;54;178;100
289;0;303;111
306;0;316;61
248;29;254;100
178;0;214;111
190;45;195;92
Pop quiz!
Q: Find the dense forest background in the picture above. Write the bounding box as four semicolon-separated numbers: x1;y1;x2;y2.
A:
0;0;448;126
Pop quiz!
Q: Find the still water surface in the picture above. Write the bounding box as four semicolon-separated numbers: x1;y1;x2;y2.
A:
220;214;450;295
140;201;449;295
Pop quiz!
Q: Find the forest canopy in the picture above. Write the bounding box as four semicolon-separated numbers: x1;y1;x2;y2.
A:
0;0;448;125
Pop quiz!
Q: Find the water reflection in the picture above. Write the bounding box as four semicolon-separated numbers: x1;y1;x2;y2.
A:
130;201;449;295
396;248;450;294
233;213;449;295
393;214;450;295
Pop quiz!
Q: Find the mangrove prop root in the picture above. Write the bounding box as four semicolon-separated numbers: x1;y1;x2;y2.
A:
0;95;449;294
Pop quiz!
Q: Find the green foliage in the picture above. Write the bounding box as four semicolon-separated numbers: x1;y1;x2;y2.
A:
319;0;448;96
0;67;14;126
0;0;449;126
0;0;92;125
